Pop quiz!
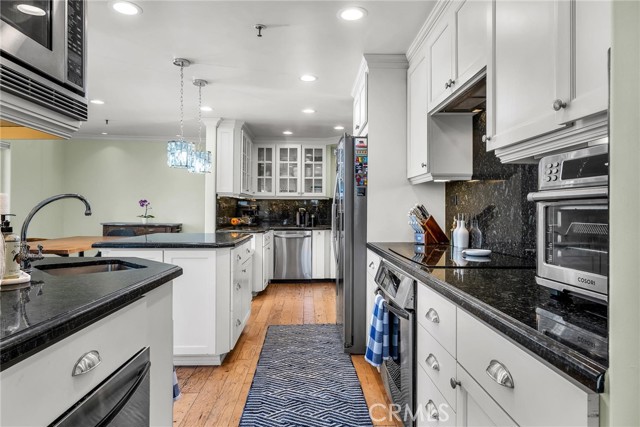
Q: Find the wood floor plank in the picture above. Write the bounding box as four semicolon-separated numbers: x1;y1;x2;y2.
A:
174;281;397;427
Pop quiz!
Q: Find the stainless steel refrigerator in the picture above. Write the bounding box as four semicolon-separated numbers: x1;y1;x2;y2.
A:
332;134;368;354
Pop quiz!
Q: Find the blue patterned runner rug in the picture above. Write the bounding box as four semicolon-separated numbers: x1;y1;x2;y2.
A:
240;324;374;427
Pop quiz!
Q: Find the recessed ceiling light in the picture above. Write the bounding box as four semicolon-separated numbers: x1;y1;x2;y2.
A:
17;4;46;16
334;125;345;130
302;109;316;114
300;74;317;82
339;7;367;21
200;106;213;112
101;132;108;135
111;1;142;15
90;99;105;105
283;131;293;135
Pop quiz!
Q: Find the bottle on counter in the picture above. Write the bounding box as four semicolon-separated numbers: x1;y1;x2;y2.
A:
2;214;21;279
450;217;458;246
453;214;469;249
0;232;5;279
469;217;483;249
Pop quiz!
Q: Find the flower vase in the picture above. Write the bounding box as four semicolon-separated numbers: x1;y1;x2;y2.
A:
141;217;148;225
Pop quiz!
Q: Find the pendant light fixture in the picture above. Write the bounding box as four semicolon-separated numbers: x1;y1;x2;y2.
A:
167;58;195;169
189;78;212;174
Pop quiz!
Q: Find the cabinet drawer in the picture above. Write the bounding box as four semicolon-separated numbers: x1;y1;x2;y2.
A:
417;283;456;357
0;300;147;426
232;240;254;266
417;323;457;411
366;250;381;277
457;309;598;426
416;363;456;427
263;231;272;247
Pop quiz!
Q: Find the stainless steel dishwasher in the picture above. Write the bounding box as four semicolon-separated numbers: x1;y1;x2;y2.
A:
273;230;312;280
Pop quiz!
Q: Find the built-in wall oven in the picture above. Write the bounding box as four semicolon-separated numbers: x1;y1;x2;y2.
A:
374;260;415;427
528;143;609;302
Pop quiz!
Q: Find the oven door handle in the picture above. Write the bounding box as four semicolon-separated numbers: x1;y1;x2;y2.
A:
95;361;151;427
527;186;608;202
382;300;410;320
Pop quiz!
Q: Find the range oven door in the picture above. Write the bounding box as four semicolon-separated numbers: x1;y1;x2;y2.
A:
536;198;608;298
380;302;414;427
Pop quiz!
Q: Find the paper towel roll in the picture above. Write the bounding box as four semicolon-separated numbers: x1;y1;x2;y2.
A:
0;193;9;215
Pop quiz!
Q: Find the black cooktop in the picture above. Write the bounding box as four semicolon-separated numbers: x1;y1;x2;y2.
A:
385;243;535;269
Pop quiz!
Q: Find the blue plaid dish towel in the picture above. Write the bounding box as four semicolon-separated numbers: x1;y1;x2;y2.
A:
365;294;389;367
173;367;181;401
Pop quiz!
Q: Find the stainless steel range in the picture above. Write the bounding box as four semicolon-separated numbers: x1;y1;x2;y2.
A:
528;143;609;302
374;260;415;427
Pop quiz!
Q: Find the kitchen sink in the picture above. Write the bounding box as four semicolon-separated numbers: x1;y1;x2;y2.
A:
35;260;146;276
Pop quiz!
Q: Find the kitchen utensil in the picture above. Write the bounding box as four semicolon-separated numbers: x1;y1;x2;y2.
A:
462;249;492;257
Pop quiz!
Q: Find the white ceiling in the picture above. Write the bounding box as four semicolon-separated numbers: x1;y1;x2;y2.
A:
74;0;436;141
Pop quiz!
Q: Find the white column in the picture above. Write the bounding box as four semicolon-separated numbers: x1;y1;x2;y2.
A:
0;141;11;214
203;118;222;233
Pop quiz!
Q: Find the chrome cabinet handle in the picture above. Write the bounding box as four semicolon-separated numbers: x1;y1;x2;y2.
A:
553;99;567;111
369;261;375;268
246;248;251;253
426;353;440;371
486;359;515;388
425;308;440;323
450;378;461;389
426;400;439;420
482;135;491;143
445;78;455;89
236;283;241;290
421;162;427;168
237;254;242;261
355;125;360;130
72;350;102;376
236;319;241;326
242;268;247;273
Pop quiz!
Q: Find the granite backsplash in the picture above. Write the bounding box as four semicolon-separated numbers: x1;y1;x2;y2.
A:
445;112;538;257
217;197;331;227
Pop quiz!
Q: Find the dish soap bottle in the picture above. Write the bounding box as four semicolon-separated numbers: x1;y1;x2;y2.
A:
2;214;21;279
469;217;483;249
453;214;469;249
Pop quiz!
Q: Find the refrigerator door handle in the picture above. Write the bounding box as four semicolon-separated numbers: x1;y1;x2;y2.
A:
331;175;340;264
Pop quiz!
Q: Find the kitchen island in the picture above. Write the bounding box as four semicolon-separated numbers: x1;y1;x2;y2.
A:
93;232;255;365
368;242;606;426
0;256;181;426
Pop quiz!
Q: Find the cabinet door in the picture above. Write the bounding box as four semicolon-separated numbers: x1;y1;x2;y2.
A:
164;250;217;356
241;131;253;195
312;230;325;279
358;74;368;134
407;50;429;180
302;146;326;196
262;242;270;290
276;145;301;195
353;88;362;135
455;365;516;427
486;0;564;151
255;145;275;196
427;20;454;111
365;273;376;344
453;0;489;89
554;0;611;124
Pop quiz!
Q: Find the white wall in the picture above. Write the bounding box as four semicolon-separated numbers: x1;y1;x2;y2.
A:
8;139;206;239
365;55;445;242
606;1;640;425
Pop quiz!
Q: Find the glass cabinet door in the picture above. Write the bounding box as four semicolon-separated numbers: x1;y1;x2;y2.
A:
302;147;325;195
277;146;300;195
255;146;274;195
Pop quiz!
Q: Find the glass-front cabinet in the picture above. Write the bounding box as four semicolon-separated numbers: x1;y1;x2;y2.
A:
276;145;300;195
302;147;325;196
255;145;275;196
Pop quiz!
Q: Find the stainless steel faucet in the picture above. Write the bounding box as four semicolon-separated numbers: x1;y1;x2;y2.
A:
19;193;92;272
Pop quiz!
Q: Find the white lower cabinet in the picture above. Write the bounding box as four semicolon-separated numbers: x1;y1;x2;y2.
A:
365;250;381;343
101;240;254;365
416;363;456;427
0;285;174;427
312;230;336;279
454;365;516;427
250;231;273;293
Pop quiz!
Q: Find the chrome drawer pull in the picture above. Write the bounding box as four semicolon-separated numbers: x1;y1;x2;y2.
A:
72;350;102;376
235;319;241;326
425;308;440;323
426;353;440;371
426;400;439;420
242;268;247;273
486;359;514;388
236;283;241;290
369;261;375;268
246;248;251;253
237;254;242;261
450;378;461;389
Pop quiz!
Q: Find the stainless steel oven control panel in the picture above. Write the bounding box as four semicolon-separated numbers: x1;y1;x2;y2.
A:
538;143;608;191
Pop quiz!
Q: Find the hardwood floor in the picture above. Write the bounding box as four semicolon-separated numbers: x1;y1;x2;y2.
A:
173;282;402;427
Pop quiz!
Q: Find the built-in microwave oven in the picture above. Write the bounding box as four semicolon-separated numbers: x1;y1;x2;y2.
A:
0;0;87;121
528;144;609;302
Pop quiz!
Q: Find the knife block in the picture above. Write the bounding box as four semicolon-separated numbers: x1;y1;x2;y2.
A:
421;215;450;245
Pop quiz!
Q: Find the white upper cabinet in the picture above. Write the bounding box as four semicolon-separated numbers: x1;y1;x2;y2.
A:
274;144;327;197
407;48;430;180
301;146;326;196
486;0;611;153
427;0;489;113
217;120;255;197
254;144;275;196
352;67;368;136
276;144;301;196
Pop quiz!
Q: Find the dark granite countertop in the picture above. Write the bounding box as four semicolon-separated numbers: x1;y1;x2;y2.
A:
0;257;182;371
92;232;253;249
101;222;183;226
367;242;607;393
217;225;331;233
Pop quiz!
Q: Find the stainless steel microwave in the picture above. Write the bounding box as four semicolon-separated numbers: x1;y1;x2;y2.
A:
528;144;609;302
0;0;87;121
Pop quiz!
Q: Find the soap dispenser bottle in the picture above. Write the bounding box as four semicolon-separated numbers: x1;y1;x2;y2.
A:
453;214;469;249
2;214;21;279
